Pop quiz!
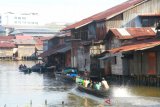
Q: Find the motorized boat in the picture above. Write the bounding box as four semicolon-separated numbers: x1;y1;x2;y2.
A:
54;67;78;83
77;84;109;98
55;72;76;82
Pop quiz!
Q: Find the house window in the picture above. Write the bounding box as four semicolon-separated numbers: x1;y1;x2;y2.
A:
74;32;79;39
141;16;160;27
22;17;26;20
81;31;88;40
142;18;149;27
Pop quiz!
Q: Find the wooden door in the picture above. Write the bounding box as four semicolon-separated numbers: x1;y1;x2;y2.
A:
147;52;156;75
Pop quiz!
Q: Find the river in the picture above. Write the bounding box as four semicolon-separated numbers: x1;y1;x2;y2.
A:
0;61;160;107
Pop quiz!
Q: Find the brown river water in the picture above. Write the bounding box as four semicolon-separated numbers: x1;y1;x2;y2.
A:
0;61;160;107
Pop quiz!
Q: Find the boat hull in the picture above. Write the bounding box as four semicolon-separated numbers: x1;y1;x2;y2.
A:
19;68;31;73
77;85;109;98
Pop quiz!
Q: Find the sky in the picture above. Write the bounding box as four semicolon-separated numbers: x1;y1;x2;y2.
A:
0;0;128;24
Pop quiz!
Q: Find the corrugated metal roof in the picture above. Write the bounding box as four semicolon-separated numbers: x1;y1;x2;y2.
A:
108;39;160;54
117;28;131;36
0;43;16;48
39;44;71;58
10;28;55;35
0;36;15;41
14;39;36;45
16;35;33;39
63;0;145;30
108;27;156;39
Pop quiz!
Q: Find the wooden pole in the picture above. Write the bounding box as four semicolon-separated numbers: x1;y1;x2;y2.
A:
30;100;32;107
45;99;47;105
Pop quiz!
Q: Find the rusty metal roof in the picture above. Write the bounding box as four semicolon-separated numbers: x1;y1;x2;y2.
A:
0;42;16;48
108;39;160;54
0;36;15;41
16;35;33;39
108;27;156;39
14;39;36;45
63;0;145;30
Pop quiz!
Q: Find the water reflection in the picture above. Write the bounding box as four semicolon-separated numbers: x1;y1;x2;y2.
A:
0;61;160;107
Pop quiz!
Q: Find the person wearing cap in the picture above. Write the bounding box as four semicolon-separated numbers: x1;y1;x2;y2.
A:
101;78;109;90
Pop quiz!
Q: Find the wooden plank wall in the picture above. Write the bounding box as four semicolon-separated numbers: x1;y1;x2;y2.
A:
106;0;160;29
157;52;160;75
141;52;147;75
133;52;141;75
111;53;123;75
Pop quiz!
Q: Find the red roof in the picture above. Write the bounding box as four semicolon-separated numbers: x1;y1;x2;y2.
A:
0;36;15;41
63;0;145;30
16;35;33;39
0;43;16;48
108;39;160;54
108;27;156;39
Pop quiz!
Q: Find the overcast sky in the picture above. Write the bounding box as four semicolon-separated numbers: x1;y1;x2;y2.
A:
0;0;128;24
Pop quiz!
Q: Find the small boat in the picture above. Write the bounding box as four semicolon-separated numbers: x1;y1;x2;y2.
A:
55;72;76;83
54;67;78;83
19;66;31;73
77;85;109;98
31;64;46;72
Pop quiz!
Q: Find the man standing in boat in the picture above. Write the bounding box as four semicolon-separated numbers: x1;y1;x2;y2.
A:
101;78;109;90
84;69;89;77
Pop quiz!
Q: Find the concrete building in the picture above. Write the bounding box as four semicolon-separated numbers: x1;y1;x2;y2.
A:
0;12;41;27
14;36;36;60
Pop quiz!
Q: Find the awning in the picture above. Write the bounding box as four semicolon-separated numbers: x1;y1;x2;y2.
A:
39;45;71;58
108;40;160;54
57;46;71;53
98;54;110;60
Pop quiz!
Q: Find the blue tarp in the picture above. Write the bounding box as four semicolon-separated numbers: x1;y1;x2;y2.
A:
63;68;77;74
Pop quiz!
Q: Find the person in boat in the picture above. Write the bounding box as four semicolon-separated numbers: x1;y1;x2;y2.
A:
101;78;109;90
76;76;82;85
84;79;90;88
23;64;27;69
84;69;89;77
93;81;97;89
19;64;23;69
88;80;93;88
95;82;101;90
